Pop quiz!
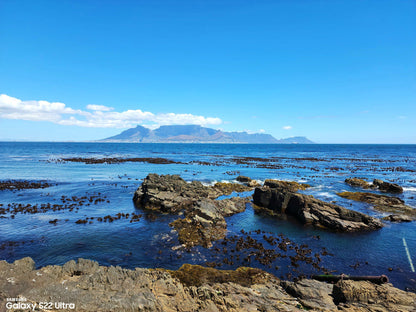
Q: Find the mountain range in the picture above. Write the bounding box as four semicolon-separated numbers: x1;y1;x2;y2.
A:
101;125;314;144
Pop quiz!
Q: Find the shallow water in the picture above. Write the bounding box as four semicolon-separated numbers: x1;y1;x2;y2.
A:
0;142;415;290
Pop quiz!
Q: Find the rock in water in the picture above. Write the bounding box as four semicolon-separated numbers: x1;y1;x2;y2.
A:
337;191;415;220
133;174;249;247
373;179;404;193
253;183;383;232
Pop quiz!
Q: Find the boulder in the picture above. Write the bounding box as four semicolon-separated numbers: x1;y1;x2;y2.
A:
333;279;416;311
133;174;249;247
337;191;416;220
344;177;403;194
345;178;374;189
373;179;404;193
264;179;310;191
253;184;383;232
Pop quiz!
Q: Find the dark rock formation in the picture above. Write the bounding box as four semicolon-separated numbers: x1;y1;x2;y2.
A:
1;257;415;312
133;174;249;247
345;177;403;194
337;191;416;220
264;179;310;192
373;179;404;193
345;178;374;189
253;183;383;232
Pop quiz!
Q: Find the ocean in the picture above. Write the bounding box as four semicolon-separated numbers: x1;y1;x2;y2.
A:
0;142;415;291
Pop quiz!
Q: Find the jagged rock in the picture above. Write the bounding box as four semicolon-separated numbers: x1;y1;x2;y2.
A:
282;279;337;310
236;176;261;187
253;184;383;232
337;191;416;220
1;257;414;312
333;279;416;311
133;174;250;247
345;178;374;189
236;175;251;183
264;179;310;191
344;177;403;194
383;214;412;222
373;179;403;194
133;174;220;213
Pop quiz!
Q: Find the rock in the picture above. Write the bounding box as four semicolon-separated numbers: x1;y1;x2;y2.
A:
2;257;415;312
344;177;403;194
333;279;416;311
170;199;228;248
264;179;310;191
236;176;251;183
213;182;252;195
134;174;250;247
337;191;416;220
282;279;337;311
253;185;383;232
345;178;374;189
373;179;403;194
133;174;219;213
383;214;412;222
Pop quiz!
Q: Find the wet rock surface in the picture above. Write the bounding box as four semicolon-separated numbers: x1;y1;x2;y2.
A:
133;174;250;247
253;183;383;232
1;257;415;312
337;191;416;220
345;177;404;194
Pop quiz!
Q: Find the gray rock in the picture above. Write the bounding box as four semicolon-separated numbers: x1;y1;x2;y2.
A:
253;185;383;232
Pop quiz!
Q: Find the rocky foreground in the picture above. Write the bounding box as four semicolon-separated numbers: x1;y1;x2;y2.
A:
1;257;415;312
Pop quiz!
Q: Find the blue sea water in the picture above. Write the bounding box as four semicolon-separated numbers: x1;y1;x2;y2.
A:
0;142;415;290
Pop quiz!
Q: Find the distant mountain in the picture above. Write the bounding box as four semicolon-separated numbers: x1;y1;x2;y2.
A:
275;136;315;144
101;125;314;144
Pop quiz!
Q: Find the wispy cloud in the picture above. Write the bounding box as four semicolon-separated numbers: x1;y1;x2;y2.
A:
282;125;292;130
0;94;223;128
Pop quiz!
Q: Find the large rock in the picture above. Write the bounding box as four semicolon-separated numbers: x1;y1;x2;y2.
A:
253;184;383;232
133;174;249;247
333;279;416;311
1;257;415;312
133;174;220;213
344;177;403;194
373;179;404;194
337;191;416;220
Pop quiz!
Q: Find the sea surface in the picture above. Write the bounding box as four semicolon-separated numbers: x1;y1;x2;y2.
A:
0;142;415;291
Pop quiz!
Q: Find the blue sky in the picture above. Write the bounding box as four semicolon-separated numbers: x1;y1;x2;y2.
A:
0;0;415;143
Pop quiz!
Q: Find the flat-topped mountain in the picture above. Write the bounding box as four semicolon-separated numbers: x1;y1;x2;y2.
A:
101;125;314;144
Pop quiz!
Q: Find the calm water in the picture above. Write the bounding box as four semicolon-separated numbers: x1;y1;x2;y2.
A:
0;142;415;290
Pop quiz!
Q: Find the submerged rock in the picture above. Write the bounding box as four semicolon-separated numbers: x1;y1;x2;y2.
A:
337;191;416;220
1;257;415;312
253;183;382;232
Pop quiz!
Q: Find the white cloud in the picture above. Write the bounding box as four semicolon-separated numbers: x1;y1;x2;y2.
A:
282;126;292;130
0;94;223;129
86;104;114;111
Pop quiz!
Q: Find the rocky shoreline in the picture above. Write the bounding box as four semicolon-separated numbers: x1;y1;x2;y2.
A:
1;257;415;312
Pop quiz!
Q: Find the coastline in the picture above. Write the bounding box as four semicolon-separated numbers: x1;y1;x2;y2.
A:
1;257;415;312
